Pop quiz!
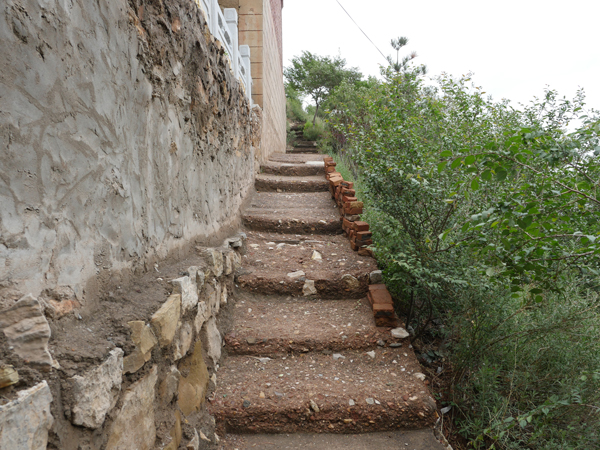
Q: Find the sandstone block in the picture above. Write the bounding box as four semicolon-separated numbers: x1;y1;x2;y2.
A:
206;280;221;317
106;365;158;450
164;411;183;450
178;344;209;416
0;381;53;450
171;276;199;313
202;248;224;277
220;284;228;306
0;294;54;368
204;316;222;365
223;250;234;275
187;429;200;450
174;322;193;361
232;251;242;270
123;321;156;374
188;266;205;292
151;294;181;347
0;365;19;388
69;348;124;429
159;366;181;406
194;300;209;335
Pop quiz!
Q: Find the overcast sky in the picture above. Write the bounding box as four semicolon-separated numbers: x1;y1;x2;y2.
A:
282;0;600;111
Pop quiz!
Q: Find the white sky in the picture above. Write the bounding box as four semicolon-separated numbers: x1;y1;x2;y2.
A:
282;0;600;111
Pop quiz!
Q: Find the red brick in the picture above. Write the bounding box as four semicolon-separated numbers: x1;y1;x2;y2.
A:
344;206;363;215
353;221;369;232
341;188;355;196
325;165;336;173
373;303;395;317
369;287;393;306
356;231;372;241
350;241;359;251
341;181;354;189
342;195;358;203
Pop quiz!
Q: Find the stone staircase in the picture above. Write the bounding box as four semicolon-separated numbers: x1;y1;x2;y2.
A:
211;151;448;449
287;122;319;154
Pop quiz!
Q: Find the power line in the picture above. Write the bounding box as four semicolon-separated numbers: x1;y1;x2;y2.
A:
335;0;387;63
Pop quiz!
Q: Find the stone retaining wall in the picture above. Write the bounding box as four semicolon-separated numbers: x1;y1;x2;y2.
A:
0;237;245;449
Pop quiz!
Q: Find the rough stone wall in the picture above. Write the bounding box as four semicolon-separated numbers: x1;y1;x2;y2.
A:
260;0;286;161
0;237;245;449
0;0;258;307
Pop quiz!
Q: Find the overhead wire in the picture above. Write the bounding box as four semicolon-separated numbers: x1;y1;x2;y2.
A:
335;0;388;63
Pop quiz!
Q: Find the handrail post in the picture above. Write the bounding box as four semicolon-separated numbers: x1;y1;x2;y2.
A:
239;45;252;103
224;9;239;77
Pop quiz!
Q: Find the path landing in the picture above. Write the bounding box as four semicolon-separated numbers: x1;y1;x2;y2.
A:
212;151;448;449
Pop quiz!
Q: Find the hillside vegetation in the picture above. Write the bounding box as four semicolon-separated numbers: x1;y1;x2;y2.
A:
286;41;600;449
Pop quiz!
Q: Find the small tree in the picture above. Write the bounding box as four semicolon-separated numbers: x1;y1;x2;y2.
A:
284;51;362;125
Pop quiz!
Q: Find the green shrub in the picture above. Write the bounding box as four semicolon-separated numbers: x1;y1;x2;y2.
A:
327;62;600;448
303;119;324;141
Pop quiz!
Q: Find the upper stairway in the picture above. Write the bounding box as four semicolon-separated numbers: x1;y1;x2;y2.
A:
213;149;447;449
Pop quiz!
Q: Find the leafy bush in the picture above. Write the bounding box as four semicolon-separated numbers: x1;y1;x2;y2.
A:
328;59;600;448
303;119;325;141
285;84;307;122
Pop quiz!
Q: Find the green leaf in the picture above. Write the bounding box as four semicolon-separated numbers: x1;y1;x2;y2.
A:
481;170;492;181
471;178;480;190
440;150;453;157
465;155;476;165
450;158;462;169
495;169;508;181
437;161;448;172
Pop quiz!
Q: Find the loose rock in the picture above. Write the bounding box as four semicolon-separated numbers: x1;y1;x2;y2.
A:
391;327;410;339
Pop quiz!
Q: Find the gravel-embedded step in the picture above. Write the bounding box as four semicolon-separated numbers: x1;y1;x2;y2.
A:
255;174;329;193
236;232;379;299
219;429;448;450
209;349;437;434
269;152;325;164
224;294;406;355
288;146;319;154
261;161;324;177
242;192;342;234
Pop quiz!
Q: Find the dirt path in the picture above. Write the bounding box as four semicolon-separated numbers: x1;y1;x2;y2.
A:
212;145;448;449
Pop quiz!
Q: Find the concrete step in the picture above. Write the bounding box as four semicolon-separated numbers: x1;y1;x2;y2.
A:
219;430;448;450
224;293;400;355
235;232;379;299
295;140;318;148
255;174;329;193
269;152;325;163
242;191;341;234
261;161;324;177
288;146;319;154
209;349;437;434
